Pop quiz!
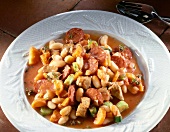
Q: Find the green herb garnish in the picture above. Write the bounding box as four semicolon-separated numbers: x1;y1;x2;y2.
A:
131;78;140;85
25;88;34;96
119;44;125;52
42;45;49;52
119;74;126;81
88;39;98;49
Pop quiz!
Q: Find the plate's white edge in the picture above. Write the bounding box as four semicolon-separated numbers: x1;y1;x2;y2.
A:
0;10;170;132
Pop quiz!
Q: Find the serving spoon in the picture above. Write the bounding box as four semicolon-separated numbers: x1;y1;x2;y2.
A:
116;1;170;25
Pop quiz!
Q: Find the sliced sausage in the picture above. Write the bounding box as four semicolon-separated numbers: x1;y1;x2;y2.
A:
85;88;104;105
65;28;84;44
34;79;54;94
90;46;107;65
121;47;132;60
87;56;98;75
84;56;98;75
62;65;71;80
68;85;76;105
111;52;128;68
82;53;90;71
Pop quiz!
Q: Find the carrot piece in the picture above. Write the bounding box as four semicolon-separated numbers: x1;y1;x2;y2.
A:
138;83;144;92
31;98;46;108
94;107;106;125
50;109;61;123
112;71;120;82
126;73;136;81
28;46;40;65
110;105;120;116
106;111;114;118
54;80;64;96
61;97;70;107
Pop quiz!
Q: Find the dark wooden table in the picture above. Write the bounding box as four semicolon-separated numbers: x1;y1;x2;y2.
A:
0;0;170;131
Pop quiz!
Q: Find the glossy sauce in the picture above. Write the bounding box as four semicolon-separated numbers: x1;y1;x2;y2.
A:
24;33;145;129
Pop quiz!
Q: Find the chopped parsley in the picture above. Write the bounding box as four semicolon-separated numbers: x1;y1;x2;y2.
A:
47;75;52;81
119;44;126;52
88;39;98;49
25;88;34;96
69;33;73;39
52;72;59;79
131;78;140;85
42;45;49;52
102;47;112;53
119;74;126;81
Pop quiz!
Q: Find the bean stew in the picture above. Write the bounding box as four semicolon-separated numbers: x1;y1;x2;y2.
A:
24;28;145;129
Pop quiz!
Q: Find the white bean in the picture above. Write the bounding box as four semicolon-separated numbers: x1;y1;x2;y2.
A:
109;61;119;72
49;60;66;68
58;116;69;125
76;88;84;102
60;48;68;58
76;57;84;69
49;40;63;50
121;85;127;93
52;98;64;104
106;68;114;80
128;86;139;94
101;75;109;87
100;35;108;46
51;49;60;55
70;109;77;119
60;106;72;116
92;75;101;88
64;55;75;64
47;101;57;109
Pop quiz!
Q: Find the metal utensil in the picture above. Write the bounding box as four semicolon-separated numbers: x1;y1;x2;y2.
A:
116;1;170;25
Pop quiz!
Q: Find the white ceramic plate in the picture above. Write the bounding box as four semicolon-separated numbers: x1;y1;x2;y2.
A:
0;10;170;132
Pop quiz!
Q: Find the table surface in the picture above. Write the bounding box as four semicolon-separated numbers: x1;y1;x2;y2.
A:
0;0;170;131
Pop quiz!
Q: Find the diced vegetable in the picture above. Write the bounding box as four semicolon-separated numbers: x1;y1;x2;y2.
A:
28;46;40;65
40;52;50;65
126;73;136;81
61;97;70;107
50;109;61;123
74;71;83;81
94;107;106;125
40;106;53;116
72;44;84;58
114;116;122;123
116;101;129;113
138;83;144;92
64;74;75;85
88;39;98;49
89;106;97;117
112;71;120;82
118;74;126;81
72;62;79;72
103;101;113;107
31;98;46;108
54;80;64;96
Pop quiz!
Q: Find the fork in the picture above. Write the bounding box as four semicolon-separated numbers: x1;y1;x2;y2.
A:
116;1;170;26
